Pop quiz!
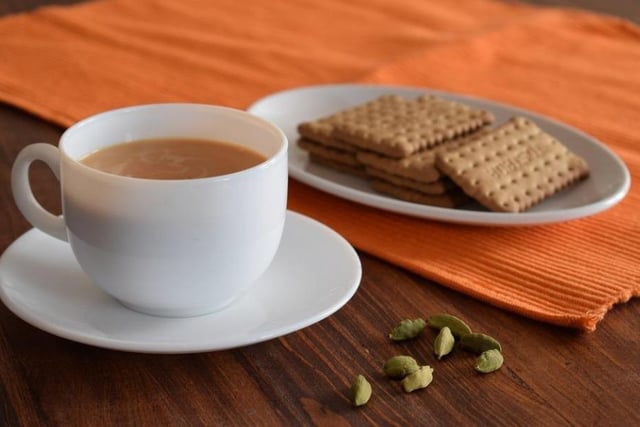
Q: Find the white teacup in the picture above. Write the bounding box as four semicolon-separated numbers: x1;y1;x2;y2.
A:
11;104;288;317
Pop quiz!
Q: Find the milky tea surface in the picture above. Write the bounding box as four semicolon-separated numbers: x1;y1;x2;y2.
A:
80;138;266;179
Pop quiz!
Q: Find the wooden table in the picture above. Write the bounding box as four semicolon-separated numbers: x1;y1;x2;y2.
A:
1;1;638;425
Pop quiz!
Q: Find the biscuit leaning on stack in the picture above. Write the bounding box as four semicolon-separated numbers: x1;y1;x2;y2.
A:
296;94;590;213
435;116;590;212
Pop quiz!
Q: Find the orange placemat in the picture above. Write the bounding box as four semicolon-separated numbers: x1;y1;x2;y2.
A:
0;0;638;330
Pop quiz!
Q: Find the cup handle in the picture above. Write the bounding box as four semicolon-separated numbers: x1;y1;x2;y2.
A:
11;143;68;242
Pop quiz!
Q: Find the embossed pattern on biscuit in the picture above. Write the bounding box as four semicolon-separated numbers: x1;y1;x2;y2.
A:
435;117;590;213
332;95;494;158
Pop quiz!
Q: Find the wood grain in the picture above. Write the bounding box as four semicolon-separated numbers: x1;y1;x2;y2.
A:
0;1;639;426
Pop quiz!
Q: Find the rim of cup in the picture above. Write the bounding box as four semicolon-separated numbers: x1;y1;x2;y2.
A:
58;103;288;183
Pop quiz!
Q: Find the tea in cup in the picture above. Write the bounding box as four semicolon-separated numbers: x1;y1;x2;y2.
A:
12;104;288;317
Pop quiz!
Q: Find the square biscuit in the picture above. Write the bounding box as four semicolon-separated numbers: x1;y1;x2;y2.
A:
297;95;408;145
435;117;590;213
333;95;494;158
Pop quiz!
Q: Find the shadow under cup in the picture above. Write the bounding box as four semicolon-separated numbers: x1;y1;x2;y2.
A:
59;104;288;317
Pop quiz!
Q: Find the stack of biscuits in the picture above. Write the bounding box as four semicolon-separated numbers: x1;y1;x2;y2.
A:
297;94;589;213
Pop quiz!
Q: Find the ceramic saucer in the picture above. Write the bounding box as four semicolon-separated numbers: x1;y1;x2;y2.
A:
0;211;361;353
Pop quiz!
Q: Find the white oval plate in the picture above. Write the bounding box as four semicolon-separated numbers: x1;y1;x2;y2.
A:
248;84;630;226
0;211;361;353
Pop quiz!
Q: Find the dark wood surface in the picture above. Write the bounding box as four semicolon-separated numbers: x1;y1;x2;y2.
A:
1;1;639;426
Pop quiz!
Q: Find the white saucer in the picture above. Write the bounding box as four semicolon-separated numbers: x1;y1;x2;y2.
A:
248;84;630;226
0;211;361;353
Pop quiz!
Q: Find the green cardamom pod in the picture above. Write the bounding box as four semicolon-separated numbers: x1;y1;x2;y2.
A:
350;374;372;407
475;349;504;374
388;318;426;341
433;326;455;360
427;314;472;337
401;365;434;393
383;355;420;379
460;332;502;354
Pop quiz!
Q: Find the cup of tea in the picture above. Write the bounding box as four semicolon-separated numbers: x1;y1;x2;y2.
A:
11;104;288;317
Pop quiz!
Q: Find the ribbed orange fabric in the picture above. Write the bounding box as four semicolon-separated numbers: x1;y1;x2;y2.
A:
0;0;638;330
